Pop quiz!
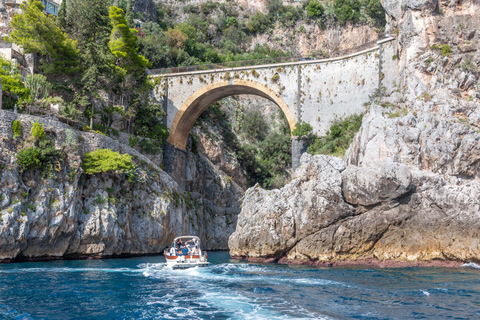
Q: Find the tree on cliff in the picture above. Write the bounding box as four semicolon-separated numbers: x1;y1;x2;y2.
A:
108;6;150;104
5;0;79;74
0;56;30;108
58;0;117;127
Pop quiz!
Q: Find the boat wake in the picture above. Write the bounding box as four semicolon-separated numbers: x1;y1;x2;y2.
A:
133;262;339;319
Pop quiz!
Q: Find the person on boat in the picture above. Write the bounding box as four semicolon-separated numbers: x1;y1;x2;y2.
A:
187;240;194;251
175;239;181;250
181;246;189;256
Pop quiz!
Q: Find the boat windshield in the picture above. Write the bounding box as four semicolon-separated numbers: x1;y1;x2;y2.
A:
172;237;199;248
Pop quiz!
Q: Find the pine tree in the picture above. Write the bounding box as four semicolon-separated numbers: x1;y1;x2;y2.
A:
56;0;67;30
64;0;117;126
125;0;134;27
6;0;79;74
109;5;150;95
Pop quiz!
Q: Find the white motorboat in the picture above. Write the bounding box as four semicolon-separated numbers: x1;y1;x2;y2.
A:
164;236;210;269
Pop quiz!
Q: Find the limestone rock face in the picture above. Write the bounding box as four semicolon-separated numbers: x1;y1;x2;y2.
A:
342;162;413;206
345;106;480;180
0;111;235;261
229;152;480;263
229;155;355;259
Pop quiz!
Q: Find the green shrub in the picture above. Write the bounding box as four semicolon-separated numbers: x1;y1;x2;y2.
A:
27;204;36;211
440;44;451;57
92;194;107;205
82;149;135;175
139;138;162;155
308;114;363;157
247;12;273;33
25;74;52;102
21;192;28;198
16;147;41;170
271;74;280;82
135;101;169;142
333;0;361;25
64;129;78;151
225;16;238;28
292;122;313;139
31;120;45;140
183;4;198;14
363;0;386;26
306;0;324;18
110;128;119;136
12;120;22;138
241;109;269;141
430;44;451;56
200;1;217;14
388;107;408;118
129;135;138;147
461;58;477;72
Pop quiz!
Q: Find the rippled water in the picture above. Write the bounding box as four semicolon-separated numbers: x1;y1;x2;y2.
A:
1;252;480;319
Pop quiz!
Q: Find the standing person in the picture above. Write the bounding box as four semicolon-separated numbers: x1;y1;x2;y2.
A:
175;239;182;254
192;238;199;254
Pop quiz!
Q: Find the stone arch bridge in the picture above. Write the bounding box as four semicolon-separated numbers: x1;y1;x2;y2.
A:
151;37;397;189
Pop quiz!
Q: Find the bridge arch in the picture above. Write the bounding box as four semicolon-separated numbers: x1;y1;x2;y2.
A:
167;79;296;150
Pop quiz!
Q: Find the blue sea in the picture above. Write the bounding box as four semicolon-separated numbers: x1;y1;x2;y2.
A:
0;252;479;319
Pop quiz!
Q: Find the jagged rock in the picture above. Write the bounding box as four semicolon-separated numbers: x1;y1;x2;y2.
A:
345;105;480;179
229;155;355;259
382;0;438;21
342;163;414;206
229;152;480;263
466;29;476;40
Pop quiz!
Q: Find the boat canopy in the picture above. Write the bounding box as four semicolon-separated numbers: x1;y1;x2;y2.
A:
173;236;200;242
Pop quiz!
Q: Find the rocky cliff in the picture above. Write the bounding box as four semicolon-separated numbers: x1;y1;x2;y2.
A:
229;108;480;266
0;111;239;261
229;0;480;266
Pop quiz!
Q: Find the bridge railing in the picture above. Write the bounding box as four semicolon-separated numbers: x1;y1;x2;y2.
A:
148;40;380;76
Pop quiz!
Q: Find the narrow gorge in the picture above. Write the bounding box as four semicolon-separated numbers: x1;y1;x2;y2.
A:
0;0;479;268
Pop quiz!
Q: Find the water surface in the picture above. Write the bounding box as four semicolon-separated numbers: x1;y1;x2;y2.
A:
1;252;479;319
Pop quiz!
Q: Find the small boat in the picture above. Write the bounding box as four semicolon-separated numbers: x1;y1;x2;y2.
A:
164;236;210;269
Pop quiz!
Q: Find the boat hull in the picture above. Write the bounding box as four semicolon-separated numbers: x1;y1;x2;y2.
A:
170;261;210;269
165;254;210;269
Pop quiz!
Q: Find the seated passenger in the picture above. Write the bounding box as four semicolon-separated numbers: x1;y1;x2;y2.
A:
181;247;189;256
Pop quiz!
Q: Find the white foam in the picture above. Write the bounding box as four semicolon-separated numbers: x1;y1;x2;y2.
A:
461;262;480;269
421;290;430;296
0;267;147;274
